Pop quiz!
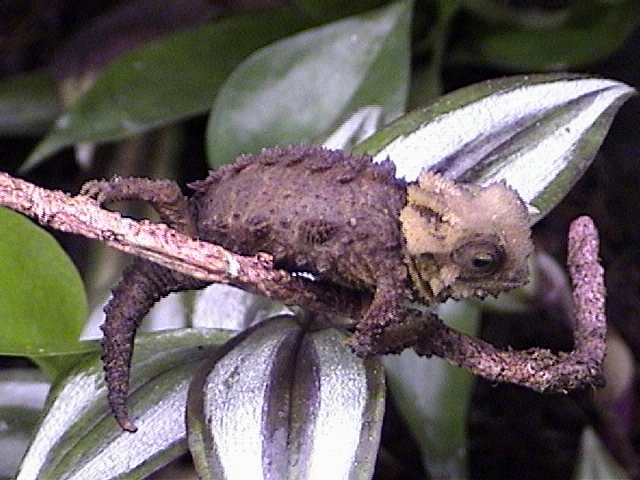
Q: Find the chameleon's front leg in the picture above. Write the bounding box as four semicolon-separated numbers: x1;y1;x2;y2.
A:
345;272;418;356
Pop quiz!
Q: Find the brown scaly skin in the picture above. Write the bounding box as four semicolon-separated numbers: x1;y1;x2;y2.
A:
83;145;533;432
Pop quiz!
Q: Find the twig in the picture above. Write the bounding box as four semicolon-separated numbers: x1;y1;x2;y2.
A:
0;172;607;391
414;215;606;392
0;172;363;318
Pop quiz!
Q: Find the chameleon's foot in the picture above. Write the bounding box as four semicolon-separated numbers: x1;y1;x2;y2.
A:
80;178;122;205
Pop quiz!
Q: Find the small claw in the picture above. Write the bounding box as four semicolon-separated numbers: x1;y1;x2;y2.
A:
78;179;115;204
345;329;379;357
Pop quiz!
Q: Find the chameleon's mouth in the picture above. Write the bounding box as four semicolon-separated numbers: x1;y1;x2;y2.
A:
405;255;439;304
406;254;530;305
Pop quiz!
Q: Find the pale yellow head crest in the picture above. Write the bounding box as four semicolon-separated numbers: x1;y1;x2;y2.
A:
400;171;533;304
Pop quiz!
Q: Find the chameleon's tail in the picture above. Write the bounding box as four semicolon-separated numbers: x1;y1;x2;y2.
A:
101;258;207;432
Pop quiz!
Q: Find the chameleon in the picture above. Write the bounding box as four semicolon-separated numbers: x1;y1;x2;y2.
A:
82;145;533;432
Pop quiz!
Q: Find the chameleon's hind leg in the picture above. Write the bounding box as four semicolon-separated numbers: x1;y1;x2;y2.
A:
81;177;195;235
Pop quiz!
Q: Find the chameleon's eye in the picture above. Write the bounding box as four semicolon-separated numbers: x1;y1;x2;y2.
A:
451;238;505;279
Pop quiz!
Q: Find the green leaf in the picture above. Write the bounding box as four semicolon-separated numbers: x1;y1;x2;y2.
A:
206;1;411;167
192;283;292;331
290;0;387;18
354;74;635;222
407;0;461;106
574;427;630;480
0;369;49;479
188;315;385;480
455;1;640;70
0;207;87;357
321;106;384;151
461;0;573;29
0;72;61;136
383;300;480;477
23;7;323;170
15;328;232;480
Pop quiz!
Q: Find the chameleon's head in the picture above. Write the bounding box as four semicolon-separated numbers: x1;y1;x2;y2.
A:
400;171;533;304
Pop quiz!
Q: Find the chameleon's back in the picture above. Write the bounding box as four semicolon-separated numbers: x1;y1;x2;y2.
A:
190;145;408;291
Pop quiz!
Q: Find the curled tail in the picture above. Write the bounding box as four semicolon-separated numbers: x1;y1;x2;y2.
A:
101;259;207;432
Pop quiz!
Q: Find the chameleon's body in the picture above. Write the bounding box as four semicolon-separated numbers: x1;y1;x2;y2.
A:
83;145;532;432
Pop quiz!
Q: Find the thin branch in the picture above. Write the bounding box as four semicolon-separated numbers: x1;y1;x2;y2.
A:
0;172;363;318
0;173;607;390
414;215;606;392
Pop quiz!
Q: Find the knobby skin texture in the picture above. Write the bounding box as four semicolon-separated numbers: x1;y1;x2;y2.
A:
83;145;533;431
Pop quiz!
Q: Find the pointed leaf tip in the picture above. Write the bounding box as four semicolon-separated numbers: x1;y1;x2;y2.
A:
356;74;635;222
